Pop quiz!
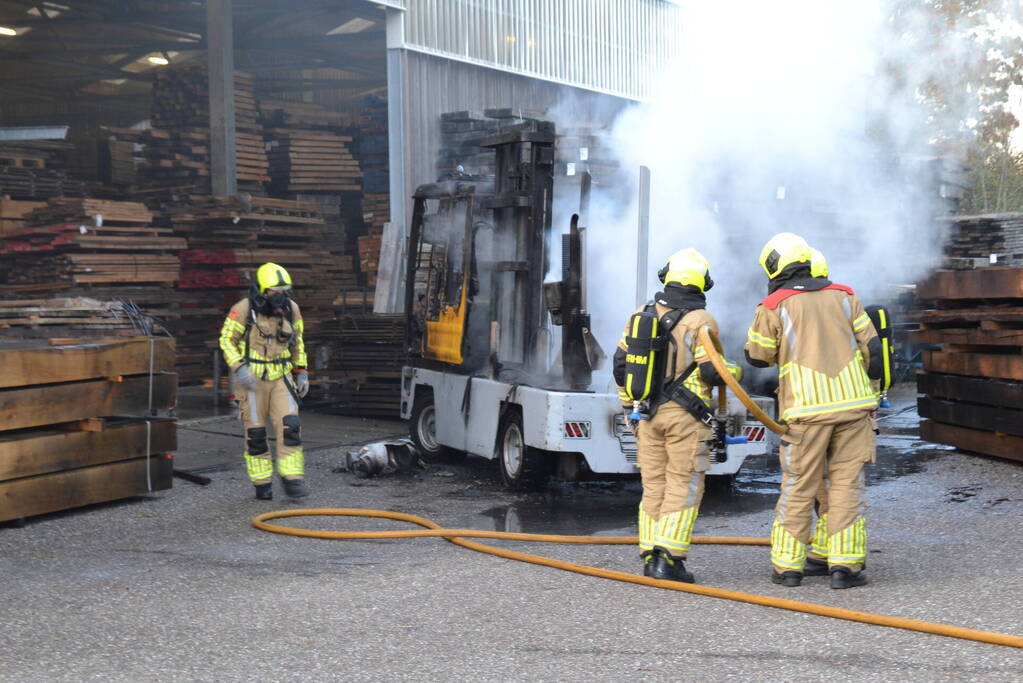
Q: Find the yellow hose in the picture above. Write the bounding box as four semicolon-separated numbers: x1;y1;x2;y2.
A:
254;508;1022;649
698;325;789;435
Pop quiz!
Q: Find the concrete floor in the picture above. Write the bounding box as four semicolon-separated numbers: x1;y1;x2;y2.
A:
1;390;1021;681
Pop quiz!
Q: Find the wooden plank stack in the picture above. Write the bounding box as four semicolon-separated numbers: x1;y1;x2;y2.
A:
0;143;86;201
556;126;628;206
265;130;362;193
109;66;268;199
353;95;389;196
913;267;1023;463
940;213;1023;266
0;297;169;340
362;193;389;237
438;111;502;178
310;313;406;417
0;199;182;302
0;337;177;523
357;235;382;290
0;197;45;237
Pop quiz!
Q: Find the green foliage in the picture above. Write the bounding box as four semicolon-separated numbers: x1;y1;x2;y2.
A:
960;143;1023;212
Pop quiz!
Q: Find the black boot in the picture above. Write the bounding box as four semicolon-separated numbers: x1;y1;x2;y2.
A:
803;557;829;576
830;566;868;589
641;551;655;577
771;570;803;587
282;478;309;499
254;483;273;500
650;550;695;583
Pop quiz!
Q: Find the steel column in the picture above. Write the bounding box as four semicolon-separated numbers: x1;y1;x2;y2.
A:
386;7;408;309
636;165;650;306
207;0;236;196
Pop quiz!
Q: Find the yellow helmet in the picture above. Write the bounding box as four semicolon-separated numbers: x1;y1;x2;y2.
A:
809;247;829;278
658;248;713;292
256;262;293;293
758;232;811;279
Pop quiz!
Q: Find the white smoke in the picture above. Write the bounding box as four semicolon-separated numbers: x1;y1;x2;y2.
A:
582;0;979;372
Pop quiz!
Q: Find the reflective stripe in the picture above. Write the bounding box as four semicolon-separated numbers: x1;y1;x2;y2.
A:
784;396;879;420
683;370;711;405
244;453;273;482
277;448;305;477
809;513;829;558
638;505;656;551
654;506;698;556
771;521;807;571
828;517;867;565
219;317;246;367
852;313;870;332
747;328;778;349
780;355;877;421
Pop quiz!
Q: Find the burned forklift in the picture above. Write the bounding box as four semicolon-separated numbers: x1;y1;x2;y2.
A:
400;121;773;488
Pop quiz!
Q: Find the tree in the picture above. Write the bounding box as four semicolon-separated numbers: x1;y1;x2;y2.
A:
889;0;1023;211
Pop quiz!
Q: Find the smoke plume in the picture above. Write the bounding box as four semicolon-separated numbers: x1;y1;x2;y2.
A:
581;0;978;379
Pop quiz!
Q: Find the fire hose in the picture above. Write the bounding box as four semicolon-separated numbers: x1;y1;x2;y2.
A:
252;329;1021;649
697;325;789;436
253;508;1021;648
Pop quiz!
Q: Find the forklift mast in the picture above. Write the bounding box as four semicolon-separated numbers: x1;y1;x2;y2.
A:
480;122;556;379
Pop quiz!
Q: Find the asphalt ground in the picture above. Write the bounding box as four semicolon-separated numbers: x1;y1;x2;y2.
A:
1;395;1021;681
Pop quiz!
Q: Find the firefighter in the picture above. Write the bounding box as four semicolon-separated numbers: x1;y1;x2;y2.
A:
613;248;741;583
219;262;311;500
745;233;882;589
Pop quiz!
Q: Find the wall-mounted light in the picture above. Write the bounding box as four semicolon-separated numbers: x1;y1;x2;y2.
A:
326;17;375;35
0;26;18;37
147;55;170;66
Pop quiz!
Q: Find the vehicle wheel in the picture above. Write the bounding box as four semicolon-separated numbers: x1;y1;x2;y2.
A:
409;393;465;464
497;408;551;490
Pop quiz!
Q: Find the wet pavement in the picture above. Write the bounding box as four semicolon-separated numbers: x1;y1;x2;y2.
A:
1;384;1022;681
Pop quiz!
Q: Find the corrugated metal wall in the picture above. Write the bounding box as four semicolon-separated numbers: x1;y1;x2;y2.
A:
401;0;682;101
394;49;630;223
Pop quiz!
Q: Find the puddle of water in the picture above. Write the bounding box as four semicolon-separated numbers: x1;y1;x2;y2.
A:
469;427;948;536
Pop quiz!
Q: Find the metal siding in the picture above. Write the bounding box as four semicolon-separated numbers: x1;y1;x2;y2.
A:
401;0;680;101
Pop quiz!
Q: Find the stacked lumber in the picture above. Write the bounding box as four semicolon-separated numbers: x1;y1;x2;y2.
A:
437;111;502;178
0;337;177;523
913;267;1023;463
353;95;389;195
164;195;337;383
261;99;351;130
0;198;182;297
265;130;362;193
290;193;358;289
556;126;628;204
311;313;406;417
105;138;137;187
0;143;86;200
0;196;45;237
357;235;382;289
108;66;267;198
0;298;163;339
941;213;1023;265
362;193;389;236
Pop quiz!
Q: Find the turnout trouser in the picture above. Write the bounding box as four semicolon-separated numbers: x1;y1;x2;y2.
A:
809;480;829;562
237;375;303;483
772;414;874;573
636;403;711;560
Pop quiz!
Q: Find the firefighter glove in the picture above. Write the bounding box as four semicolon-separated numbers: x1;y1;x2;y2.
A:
235;364;257;392
294;370;309;398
